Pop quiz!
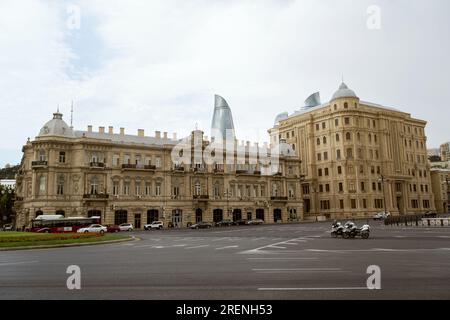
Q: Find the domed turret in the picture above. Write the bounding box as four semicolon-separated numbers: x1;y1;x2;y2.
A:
331;82;358;100
38;111;75;138
274;112;288;125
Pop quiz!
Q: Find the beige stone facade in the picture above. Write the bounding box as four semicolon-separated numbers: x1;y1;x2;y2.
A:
14;114;302;229
269;83;435;220
440;142;450;161
430;169;450;213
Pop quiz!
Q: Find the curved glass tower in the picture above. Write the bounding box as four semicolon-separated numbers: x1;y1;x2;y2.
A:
211;94;235;140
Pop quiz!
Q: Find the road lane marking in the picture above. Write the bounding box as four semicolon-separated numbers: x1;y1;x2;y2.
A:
268;245;286;249
247;257;318;260
215;245;239;250
253;268;342;271
212;228;252;234
258;287;369;291
185;245;210;249
0;260;39;267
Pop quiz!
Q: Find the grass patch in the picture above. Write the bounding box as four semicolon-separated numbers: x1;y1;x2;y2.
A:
0;231;130;248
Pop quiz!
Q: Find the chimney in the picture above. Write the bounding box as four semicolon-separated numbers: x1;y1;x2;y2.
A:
108;126;113;134
120;127;125;135
172;133;177;140
87;125;92;133
99;126;105;134
138;129;144;137
163;132;168;139
155;131;161;139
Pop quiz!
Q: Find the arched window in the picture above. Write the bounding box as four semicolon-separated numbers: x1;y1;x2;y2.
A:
336;133;340;142
369;134;372;143
344;102;348;109
317;138;320;146
357;132;360;141
336;149;341;160
346;132;351;141
323;137;327;144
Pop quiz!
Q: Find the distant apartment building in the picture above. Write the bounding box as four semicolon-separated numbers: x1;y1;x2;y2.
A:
430;169;450;213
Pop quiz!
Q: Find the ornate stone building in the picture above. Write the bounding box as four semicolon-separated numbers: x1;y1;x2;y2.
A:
14;99;303;228
269;82;435;220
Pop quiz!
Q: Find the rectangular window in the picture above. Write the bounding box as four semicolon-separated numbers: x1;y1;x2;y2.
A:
324;168;329;176
113;182;119;195
335;118;339;126
363;199;367;209
325;184;330;192
155;183;161;196
345;117;350;125
317;153;321;161
145;183;151;196
155;157;162;168
339;199;344;209
59;152;66;163
337;166;342;174
302;184;310;194
351;199;357;209
124;183;130;195
338;182;343;192
324;152;328;160
135;183;141;195
318;169;322;176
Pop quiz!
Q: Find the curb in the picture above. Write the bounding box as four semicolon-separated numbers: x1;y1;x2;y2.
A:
0;236;139;251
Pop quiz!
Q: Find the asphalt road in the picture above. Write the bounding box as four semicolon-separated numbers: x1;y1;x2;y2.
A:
1;221;450;300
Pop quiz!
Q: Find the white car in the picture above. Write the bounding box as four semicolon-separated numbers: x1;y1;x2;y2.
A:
144;221;163;230
119;223;134;231
77;224;107;234
373;211;391;220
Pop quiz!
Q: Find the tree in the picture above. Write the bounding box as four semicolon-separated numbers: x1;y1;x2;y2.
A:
0;185;15;224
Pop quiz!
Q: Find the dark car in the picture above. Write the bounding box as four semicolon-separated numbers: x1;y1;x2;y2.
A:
106;224;120;233
190;221;213;229
215;219;234;227
234;219;248;226
423;211;437;218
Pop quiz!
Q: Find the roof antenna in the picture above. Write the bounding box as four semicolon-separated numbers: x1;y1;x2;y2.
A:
57;104;60;113
70;100;74;129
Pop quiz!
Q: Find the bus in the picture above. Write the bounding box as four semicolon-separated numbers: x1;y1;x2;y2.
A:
30;215;101;233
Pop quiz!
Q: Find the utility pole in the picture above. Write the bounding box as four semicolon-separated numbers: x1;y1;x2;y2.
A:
379;175;388;214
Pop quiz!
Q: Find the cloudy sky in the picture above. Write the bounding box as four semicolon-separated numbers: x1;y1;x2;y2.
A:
1;0;449;167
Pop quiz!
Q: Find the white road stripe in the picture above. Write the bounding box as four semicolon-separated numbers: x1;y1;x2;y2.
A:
247;257;318;260
185;245;210;249
258;287;369;291
0;260;39;267
215;245;239;250
268;245;286;249
253;268;341;271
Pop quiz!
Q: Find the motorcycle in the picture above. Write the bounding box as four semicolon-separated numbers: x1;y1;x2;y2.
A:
343;221;370;239
330;222;344;238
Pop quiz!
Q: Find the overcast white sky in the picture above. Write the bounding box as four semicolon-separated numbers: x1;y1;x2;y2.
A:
1;0;449;167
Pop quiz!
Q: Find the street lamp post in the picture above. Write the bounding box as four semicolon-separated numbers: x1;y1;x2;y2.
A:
224;188;231;219
379;175;388;214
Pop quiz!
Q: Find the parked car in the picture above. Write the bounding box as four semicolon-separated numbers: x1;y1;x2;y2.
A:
373;211;390;220
190;221;213;229
246;219;264;225
119;223;134;231
2;224;13;231
106;224;120;233
234;219;248;226
215;219;234;227
77;224;107;234
144;221;164;230
423;211;437;218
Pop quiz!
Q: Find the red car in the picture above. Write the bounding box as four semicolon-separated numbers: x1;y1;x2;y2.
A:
105;225;120;233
